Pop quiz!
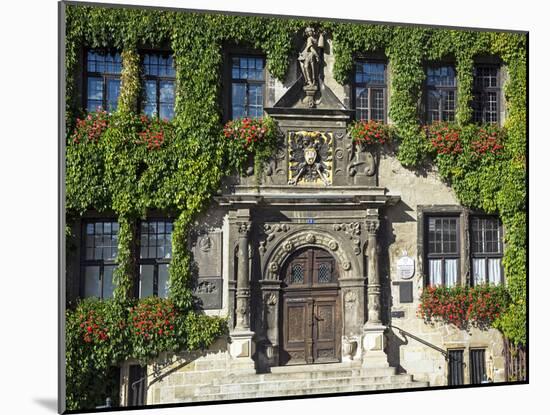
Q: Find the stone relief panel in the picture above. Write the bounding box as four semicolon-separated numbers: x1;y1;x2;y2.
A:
288;131;333;186
189;231;223;309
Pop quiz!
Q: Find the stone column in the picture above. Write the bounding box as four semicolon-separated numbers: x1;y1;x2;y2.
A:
362;210;389;368
235;221;251;331
365;218;382;325
229;210;255;367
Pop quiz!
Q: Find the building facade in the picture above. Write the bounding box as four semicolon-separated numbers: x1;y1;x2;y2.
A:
64;8;525;408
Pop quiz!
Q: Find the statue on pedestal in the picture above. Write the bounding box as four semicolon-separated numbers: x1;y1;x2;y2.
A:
298;27;324;107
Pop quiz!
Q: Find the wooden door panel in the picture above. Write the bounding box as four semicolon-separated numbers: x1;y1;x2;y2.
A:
281;298;311;365
313;298;339;363
280;247;341;366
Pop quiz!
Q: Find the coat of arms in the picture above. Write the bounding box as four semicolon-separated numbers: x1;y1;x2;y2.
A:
288;131;332;185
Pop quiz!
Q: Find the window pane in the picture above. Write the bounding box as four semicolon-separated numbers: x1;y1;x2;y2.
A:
318;263;331;283
371;89;384;121
84;266;101;298
290;263;305;284
445;259;458;286
158;264;169;298
232;83;246;118
429;259;442;286
472;258;486;285
248;84;263;118
106;79;120;111
103;265;116;299
159;81;174;103
488;258;502;285
140;265;154;298
355;87;368;121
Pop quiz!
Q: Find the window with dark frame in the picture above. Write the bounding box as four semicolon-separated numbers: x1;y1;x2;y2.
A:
471;216;504;285
426;216;460;287
472;65;500;124
354;61;387;122
470;348;487;384
141;52;176;120
448;349;465;386
85;50;122;112
230;56;265;119
425;65;457;123
81;221;119;299
138;220;173;298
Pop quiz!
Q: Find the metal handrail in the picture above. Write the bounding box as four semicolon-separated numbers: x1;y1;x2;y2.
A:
389;324;459;362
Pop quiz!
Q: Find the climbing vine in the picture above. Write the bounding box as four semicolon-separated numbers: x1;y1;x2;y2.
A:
64;3;526;408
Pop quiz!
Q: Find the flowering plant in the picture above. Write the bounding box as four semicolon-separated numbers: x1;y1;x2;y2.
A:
223;116;276;153
424;122;462;155
471;125;505;156
348;120;392;147
71;109;110;144
135;114;171;150
418;284;509;329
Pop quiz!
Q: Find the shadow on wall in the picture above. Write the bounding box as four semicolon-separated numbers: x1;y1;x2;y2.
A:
385;327;408;374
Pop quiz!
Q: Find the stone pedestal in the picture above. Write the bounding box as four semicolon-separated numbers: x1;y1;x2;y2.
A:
362;325;389;369
229;330;256;360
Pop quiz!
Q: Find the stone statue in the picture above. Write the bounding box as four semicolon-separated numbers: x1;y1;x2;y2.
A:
298;27;322;88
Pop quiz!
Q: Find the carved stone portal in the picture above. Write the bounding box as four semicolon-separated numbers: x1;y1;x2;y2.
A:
288;131;333;186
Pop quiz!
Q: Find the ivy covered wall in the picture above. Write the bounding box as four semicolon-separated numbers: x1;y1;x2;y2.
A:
64;4;526;407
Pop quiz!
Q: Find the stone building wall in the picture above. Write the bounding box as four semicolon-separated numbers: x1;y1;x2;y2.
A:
379;154;505;385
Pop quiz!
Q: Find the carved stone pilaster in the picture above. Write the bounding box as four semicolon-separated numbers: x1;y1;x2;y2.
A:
365;217;382;326
235;221;251;331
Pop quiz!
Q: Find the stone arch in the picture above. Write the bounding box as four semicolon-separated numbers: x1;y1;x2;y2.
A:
263;229;357;281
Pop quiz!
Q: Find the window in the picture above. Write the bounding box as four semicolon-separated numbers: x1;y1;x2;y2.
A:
81;221;119;299
354;61;386;121
425;65;457;123
448;349;465;386
469;349;487;384
471;216;503;285
85;50;122;112
138;220;173;298
230;56;265;118
472;65;500;123
426;216;460;286
141;52;176;120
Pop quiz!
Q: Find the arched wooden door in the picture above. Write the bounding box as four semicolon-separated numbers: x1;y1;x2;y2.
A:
279;247;341;366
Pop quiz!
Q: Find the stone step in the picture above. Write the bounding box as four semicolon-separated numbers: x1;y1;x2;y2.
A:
184;381;430;402
203;374;415;394
215;366;397;385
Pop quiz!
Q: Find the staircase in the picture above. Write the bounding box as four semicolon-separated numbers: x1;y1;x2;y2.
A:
175;362;429;403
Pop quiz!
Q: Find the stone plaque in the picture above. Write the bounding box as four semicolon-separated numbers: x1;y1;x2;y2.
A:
191;232;222;277
192;277;222;310
399;281;413;303
397;254;415;279
190;231;223;309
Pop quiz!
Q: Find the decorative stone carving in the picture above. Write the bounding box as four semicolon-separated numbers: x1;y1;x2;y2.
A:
306;233;316;243
298;27;324;107
265;231;354;279
265;292;278;306
237;222;251;234
328;240;338;251
288;131;333;186
283;241;294;252
366;220;379;235
344;291;357;304
343;337;358;361
198;235;212;252
259;223;290;254
195;280;217;294
347;138;377;177
333;222;361;255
